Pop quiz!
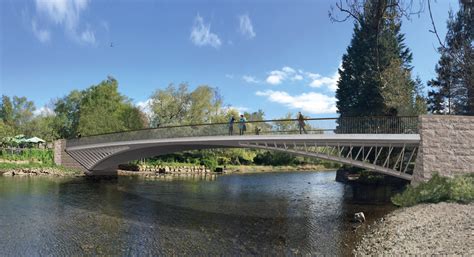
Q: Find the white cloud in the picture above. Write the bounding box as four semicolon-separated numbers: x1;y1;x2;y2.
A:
33;106;55;117
306;72;321;80
265;67;299;85
222;105;249;114
190;14;221;48
266;70;286;85
256;90;337;114
79;28;95;44
31;20;51;43
308;71;339;91
238;14;256;39
33;0;96;45
292;74;303;81
242;75;260;84
282;66;295;74
244;64;340;90
136;99;153;117
225;74;234;79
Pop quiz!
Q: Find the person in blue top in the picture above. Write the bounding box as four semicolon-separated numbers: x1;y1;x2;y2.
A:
228;115;235;135
239;115;247;135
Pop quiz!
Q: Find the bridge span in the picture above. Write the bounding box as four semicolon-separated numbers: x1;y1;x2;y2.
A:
57;116;421;180
66;133;419;180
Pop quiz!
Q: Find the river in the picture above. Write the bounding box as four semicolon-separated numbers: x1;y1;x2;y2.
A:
0;171;394;256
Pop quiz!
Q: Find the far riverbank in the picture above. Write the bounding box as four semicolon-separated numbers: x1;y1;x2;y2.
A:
118;164;334;177
0;160;83;177
354;202;474;255
1;162;333;177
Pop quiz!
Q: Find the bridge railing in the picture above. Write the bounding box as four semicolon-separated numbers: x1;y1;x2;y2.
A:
66;116;419;147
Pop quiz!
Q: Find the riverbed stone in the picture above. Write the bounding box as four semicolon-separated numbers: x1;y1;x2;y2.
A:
354;203;474;255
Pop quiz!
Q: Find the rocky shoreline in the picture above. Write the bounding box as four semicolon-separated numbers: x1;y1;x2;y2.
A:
0;167;81;177
354;202;474;255
1;164;332;178
122;163;332;173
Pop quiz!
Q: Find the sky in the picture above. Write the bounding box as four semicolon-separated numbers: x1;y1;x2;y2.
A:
0;0;460;119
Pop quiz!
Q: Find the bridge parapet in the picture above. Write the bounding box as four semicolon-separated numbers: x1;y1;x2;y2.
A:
67;116;419;147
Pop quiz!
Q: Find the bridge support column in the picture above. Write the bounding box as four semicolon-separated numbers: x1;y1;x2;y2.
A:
54;139;88;173
413;115;474;184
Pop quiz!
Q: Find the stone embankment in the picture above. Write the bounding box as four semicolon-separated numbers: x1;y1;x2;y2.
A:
0;167;80;177
354;202;474;255
138;165;213;174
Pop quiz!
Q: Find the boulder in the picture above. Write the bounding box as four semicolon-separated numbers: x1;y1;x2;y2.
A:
354;212;366;223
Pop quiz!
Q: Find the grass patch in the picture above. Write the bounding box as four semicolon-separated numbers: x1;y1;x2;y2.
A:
391;173;474;207
0;149;54;165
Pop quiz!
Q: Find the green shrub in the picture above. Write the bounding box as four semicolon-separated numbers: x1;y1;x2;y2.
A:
200;157;218;171
391;173;474;207
0;148;54;165
449;175;474;203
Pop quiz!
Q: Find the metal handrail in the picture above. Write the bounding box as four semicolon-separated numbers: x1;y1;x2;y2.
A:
66;116;419;147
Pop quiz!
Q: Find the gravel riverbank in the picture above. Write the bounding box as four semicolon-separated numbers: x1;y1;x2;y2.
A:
354;202;474;255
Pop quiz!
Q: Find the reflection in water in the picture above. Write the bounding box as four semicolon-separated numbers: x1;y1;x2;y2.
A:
0;171;393;255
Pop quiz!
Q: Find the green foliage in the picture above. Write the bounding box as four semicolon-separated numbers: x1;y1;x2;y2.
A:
427;4;473;115
449;174;474;203
12;96;35;129
54;90;83;139
391;173;474;207
200;157;218;171
336;1;423;117
54;76;147;137
0;95;14;126
78;77;147;136
0;121;15;139
0;149;54;165
254;151;296;166
0;95;40;138
0;162;79;174
149;83;223;126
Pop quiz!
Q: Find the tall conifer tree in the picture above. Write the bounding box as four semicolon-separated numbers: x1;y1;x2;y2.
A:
428;1;473;115
335;0;424;118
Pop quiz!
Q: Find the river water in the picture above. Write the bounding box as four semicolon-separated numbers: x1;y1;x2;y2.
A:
0;171;394;256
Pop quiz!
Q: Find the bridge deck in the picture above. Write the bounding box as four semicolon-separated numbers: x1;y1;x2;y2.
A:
67;134;420;151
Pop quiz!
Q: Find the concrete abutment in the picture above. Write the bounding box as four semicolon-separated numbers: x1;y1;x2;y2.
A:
413;115;474;184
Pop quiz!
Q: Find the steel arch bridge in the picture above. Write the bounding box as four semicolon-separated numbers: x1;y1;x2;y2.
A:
65;117;420;180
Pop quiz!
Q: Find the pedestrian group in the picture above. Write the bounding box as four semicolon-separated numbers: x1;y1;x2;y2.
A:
228;112;307;135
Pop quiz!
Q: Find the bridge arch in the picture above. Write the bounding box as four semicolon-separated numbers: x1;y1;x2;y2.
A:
66;134;419;180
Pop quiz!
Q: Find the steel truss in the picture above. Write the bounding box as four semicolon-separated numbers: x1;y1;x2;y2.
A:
239;141;417;180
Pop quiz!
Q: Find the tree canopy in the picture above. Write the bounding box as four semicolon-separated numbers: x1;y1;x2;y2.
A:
427;1;473;115
149;83;223;126
335;0;426;117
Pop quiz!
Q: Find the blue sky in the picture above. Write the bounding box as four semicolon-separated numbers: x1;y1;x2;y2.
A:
0;0;459;119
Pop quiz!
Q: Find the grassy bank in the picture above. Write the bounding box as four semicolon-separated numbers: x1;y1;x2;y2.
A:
0;148;54;165
391;173;474;207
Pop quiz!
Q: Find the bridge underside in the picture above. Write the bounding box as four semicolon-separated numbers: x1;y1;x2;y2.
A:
65;134;420;180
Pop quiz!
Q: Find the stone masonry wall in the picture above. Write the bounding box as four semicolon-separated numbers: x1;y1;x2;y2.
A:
53;139;88;173
413;115;474;183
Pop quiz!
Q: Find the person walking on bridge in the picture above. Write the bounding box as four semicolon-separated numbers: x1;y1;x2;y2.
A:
239;115;247;135
297;112;307;134
228;115;235;135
